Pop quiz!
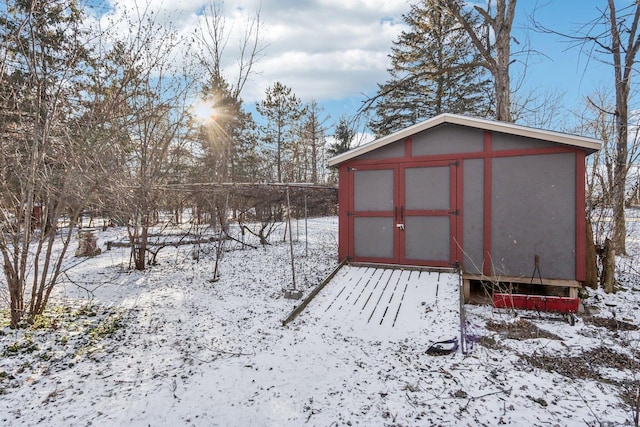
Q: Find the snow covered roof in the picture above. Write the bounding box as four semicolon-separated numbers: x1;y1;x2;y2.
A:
328;113;602;167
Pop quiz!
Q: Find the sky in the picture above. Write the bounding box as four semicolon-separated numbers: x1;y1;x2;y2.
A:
86;0;629;136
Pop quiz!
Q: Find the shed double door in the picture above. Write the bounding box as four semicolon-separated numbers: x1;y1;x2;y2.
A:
349;161;458;267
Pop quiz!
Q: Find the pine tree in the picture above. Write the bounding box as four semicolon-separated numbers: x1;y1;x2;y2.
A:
298;101;328;183
257;82;304;182
327;116;355;157
369;0;493;136
196;75;259;183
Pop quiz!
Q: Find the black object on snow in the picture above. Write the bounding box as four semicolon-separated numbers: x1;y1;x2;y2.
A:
426;338;458;356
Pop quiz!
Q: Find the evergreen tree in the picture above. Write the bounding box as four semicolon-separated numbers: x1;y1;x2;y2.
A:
327;116;355;157
257;82;304;182
298;101;328;183
196;75;259;183
369;0;493;136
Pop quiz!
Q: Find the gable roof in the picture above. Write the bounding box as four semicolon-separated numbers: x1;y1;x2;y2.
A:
328;113;602;167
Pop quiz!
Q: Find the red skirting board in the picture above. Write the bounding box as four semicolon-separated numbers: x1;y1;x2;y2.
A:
493;293;579;314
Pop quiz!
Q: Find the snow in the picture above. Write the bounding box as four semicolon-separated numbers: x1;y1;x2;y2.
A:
304;266;460;342
1;216;640;426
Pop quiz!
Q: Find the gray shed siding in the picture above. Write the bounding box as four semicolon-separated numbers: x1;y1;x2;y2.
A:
357;140;404;160
462;158;484;274
492;131;558;151
412;125;484;156
335;116;593;283
491;153;576;279
354;169;394;211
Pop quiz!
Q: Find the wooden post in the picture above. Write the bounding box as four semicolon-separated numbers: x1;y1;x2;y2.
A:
304;193;308;257
286;187;297;291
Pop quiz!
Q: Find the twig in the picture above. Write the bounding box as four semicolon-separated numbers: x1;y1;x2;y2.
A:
223;228;258;249
62;271;96;302
171;378;179;400
460;387;512;412
574;386;603;427
634;387;639;427
186;342;256;363
305;409;320;423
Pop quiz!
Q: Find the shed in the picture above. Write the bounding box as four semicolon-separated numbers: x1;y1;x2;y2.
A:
328;113;601;299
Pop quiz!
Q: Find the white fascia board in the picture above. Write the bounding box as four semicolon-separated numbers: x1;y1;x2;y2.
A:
327;113;602;167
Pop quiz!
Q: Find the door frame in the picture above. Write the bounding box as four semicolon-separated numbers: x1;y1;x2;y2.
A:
347;164;400;264
398;160;459;267
346;160;462;267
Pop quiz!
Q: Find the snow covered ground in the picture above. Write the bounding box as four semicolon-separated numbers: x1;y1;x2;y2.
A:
1;216;639;426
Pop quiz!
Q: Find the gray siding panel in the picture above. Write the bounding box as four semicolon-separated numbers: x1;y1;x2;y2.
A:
354;169;394;211
357;140;404;160
412;124;484;156
462;159;484;274
492;132;557;151
405;216;450;261
405;166;450;210
354;217;394;258
491;153;576;279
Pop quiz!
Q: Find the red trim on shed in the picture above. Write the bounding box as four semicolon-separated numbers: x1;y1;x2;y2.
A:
337;165;350;261
335;123;595;284
343;145;576;168
404;137;412;159
455;161;464;264
394;165;403;262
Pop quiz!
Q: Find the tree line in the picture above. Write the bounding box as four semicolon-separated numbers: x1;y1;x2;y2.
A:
0;0;352;328
2;0;639;326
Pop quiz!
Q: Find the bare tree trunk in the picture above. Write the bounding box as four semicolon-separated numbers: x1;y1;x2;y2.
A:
445;0;516;122
494;53;511;122
5;265;22;328
585;216;598;290
611;124;628;255
601;237;616;293
607;0;640;254
135;216;149;271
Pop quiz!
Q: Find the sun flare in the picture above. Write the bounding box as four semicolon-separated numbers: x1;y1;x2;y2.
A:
190;98;220;124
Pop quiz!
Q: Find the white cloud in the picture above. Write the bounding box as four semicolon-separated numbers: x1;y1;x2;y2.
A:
238;0;408;102
85;0;411;119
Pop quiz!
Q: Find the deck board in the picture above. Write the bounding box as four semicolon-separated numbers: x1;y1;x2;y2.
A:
299;265;461;341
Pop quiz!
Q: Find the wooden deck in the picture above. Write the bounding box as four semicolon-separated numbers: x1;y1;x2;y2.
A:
299;264;461;341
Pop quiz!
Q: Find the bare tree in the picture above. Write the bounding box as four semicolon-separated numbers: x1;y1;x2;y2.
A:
510;89;568;130
0;0;110;327
535;2;640;254
602;1;640;255
98;4;197;270
192;1;264;183
444;0;517;122
580;90;617;210
195;0;264;101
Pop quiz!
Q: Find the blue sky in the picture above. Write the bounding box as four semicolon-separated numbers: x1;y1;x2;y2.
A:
88;0;633;136
511;1;618;116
